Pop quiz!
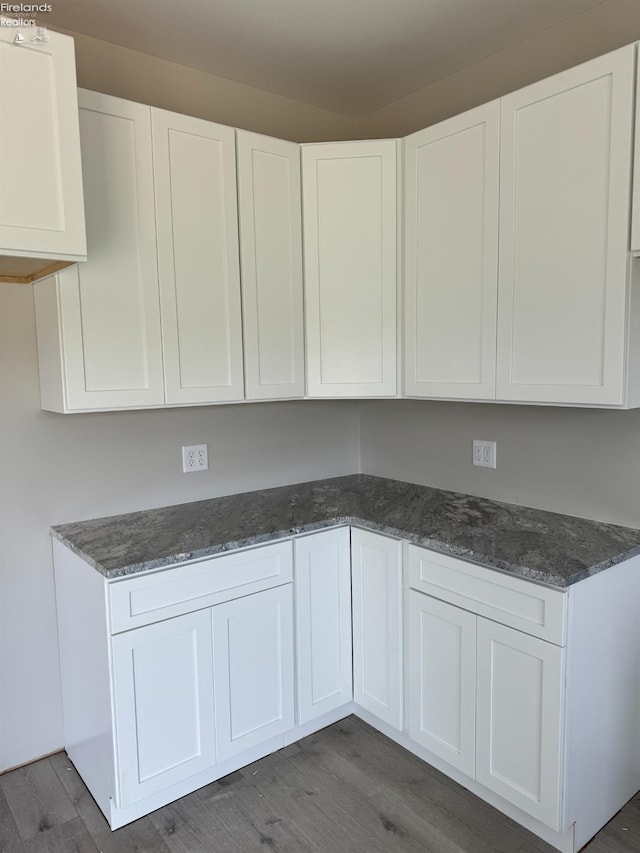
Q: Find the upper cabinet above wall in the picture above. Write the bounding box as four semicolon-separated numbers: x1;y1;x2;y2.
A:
497;45;636;406
153;109;244;405
0;28;86;283
404;102;499;400
302;140;398;398
34;93;305;412
237;131;305;400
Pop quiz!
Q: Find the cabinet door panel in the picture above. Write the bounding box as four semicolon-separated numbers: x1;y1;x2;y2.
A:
57;91;164;410
237;131;304;400
476;619;564;829
111;609;215;807
351;529;403;730
408;592;476;776
213;586;294;761
404;101;499;399
497;46;634;405
153;109;243;404
294;528;352;723
303;140;397;397
0;28;85;260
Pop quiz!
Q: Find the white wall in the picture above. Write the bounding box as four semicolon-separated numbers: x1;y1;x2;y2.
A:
360;400;640;529
0;285;360;772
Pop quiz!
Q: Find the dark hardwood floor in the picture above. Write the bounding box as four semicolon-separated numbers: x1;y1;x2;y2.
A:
1;716;638;852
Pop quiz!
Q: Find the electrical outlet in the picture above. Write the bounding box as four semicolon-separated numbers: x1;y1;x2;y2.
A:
472;439;496;469
182;444;208;473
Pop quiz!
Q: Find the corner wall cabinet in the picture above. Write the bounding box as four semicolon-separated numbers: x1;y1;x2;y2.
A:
54;522;640;851
302;140;398;398
0;27;86;283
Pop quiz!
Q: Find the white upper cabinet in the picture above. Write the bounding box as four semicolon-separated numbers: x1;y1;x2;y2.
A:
237;131;305;400
153;110;244;404
0;28;86;283
404;102;499;400
34;91;164;412
497;45;635;406
302;140;398;397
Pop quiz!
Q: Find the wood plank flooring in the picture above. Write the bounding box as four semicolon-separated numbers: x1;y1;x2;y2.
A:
1;716;638;852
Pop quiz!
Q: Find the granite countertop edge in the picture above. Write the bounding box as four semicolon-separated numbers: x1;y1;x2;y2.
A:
51;497;640;588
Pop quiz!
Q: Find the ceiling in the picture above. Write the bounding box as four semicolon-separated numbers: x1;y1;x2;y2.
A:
44;0;606;115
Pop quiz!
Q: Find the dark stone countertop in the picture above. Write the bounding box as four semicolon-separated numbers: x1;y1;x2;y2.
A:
51;474;640;587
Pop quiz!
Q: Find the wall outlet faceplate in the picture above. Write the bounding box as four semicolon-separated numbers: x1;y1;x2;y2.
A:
473;439;496;469
182;444;208;473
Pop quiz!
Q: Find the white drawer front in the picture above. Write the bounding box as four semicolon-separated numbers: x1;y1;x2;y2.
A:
408;545;567;645
109;541;293;633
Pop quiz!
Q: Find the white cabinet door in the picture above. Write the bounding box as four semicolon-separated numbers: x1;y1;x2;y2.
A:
213;586;294;761
0;27;86;278
404;102;499;400
497;45;635;405
43;91;164;411
475;618;565;830
408;591;477;776
153;109;244;404
237;131;305;400
294;528;353;723
111;609;216;808
351;529;403;730
302;140;398;397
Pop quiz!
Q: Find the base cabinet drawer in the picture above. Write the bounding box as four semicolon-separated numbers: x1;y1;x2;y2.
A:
408;544;567;645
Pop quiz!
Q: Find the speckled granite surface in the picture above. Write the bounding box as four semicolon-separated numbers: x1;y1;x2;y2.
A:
51;475;640;587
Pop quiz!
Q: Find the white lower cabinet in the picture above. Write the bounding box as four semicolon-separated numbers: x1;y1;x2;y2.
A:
407;569;565;831
55;527;640;851
475;618;564;830
406;532;569;837
294;528;353;723
213;586;294;761
408;592;476;776
111;609;216;807
351;528;403;730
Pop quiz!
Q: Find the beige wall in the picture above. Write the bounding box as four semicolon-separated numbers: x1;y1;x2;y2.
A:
57;27;357;142
360;401;640;528
357;0;640;137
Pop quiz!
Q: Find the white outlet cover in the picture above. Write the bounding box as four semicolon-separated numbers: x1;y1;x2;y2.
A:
472;439;496;469
182;444;208;473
